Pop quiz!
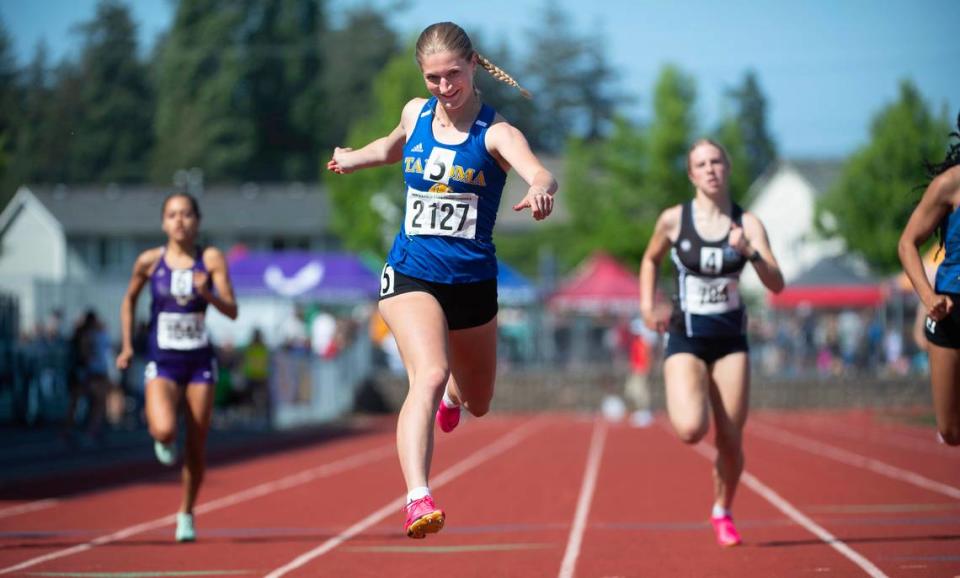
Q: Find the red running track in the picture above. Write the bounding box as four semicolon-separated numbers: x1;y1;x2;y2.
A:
0;410;958;577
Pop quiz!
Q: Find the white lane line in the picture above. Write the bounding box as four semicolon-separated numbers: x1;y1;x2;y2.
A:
749;422;960;500
691;444;889;578
557;419;607;578
0;442;396;576
753;415;950;456
0;499;60;520
263;418;547;578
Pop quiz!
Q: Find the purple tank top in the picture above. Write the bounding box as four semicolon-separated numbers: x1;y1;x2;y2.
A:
147;247;214;362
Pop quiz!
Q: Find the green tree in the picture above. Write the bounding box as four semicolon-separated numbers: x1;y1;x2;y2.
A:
552;64;697;270
0;19;18;205
8;45;83;187
69;0;153;183
726;71;777;182
321;8;397;154
523;2;619;152
244;0;327;181
817;80;949;273
561;117;648;268
154;0;328;183
326;49;424;254
645;64;698;209
152;0;256;183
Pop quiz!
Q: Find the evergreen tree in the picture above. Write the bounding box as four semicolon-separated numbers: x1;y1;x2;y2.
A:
726;70;777;182
70;0;153;183
523;2;620;152
154;0;330;183
153;0;259;183
0;19;18;205
9;45;83;186
321;8;397;154
245;0;327;181
645;64;697;208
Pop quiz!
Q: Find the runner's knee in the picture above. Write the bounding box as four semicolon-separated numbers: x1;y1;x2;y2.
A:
150;423;176;444
412;366;450;396
673;421;708;444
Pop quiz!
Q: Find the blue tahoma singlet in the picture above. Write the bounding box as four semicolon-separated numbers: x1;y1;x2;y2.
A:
386;97;508;284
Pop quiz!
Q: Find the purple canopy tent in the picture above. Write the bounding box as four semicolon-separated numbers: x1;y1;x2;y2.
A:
228;251;379;302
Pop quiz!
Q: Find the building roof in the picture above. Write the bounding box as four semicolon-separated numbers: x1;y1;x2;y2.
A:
19;183;329;236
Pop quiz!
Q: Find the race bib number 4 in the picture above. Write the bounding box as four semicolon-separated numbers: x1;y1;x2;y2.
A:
404;188;478;239
157;312;208;350
684;276;741;315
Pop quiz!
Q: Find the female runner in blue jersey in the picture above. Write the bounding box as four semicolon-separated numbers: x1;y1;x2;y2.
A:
899;113;960;447
116;193;238;542
639;139;784;547
327;22;557;539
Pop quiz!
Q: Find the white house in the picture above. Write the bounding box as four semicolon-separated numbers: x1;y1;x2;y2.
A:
741;159;846;296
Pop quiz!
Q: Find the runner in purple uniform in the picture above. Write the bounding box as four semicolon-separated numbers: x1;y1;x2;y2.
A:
116;193;238;542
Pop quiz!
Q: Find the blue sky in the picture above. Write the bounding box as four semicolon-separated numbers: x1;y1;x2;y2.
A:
1;0;957;159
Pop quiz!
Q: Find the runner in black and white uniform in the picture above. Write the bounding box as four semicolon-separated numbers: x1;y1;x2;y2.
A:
665;200;750;361
639;139;784;547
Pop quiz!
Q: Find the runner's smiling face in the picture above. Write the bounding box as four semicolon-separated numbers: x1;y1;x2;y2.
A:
420;51;476;113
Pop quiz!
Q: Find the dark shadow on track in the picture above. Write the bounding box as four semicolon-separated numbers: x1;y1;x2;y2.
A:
753;533;960;548
0;416;395;500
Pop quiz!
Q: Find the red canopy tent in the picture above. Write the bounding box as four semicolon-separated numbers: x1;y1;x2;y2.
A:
768;255;887;309
549;252;640;314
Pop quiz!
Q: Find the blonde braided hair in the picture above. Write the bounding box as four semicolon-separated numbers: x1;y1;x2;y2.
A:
416;22;533;100
475;52;532;99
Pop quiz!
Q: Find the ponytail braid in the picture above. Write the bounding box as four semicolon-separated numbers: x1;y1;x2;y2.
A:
475;52;533;99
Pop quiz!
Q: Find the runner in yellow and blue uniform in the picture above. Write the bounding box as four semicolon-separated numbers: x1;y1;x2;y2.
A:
326;22;557;539
639;139;784;547
899;112;960;447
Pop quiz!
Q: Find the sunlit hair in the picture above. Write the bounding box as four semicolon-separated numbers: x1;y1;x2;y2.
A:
161;192;202;221
686;138;731;172
415;22;532;99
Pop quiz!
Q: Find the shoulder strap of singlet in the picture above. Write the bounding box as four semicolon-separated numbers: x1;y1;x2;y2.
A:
474;104;495;130
194;246;206;270
680;200;694;237
419;97;435;119
731;203;744;227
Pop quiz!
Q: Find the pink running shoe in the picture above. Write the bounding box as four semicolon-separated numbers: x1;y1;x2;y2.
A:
404;496;445;539
436;402;461;433
711;515;742;547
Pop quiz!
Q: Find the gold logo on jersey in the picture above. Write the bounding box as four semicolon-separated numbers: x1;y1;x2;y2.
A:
428;183;452;194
